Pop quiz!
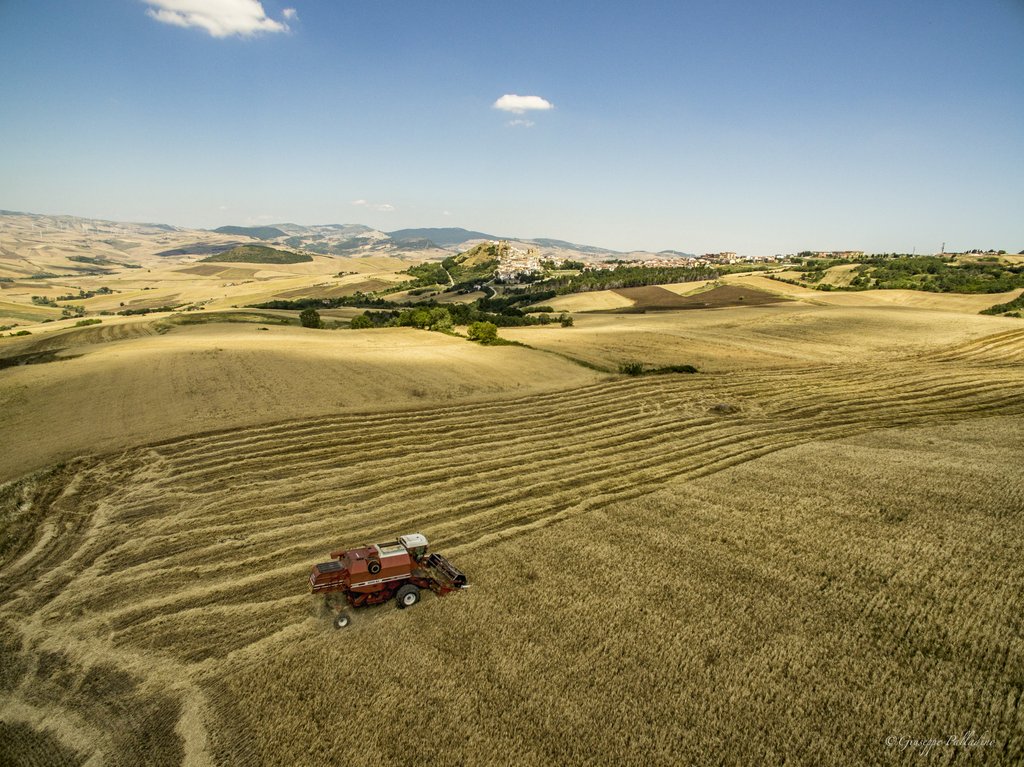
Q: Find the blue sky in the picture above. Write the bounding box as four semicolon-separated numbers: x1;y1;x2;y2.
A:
1;0;1022;254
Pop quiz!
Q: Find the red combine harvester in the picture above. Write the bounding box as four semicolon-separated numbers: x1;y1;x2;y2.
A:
309;533;468;628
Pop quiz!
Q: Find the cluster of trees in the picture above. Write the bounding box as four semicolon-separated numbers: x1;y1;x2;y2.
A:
980;294;1024;316
856;257;1024;293
68;255;110;266
540;259;585;271
352;314;504;344
251;292;394;311
619;361;698;376
253;291;565;326
299;308;324;328
783;256;1024;294
347;307;454;330
56;286;113;301
467;321;499;343
536;264;718;295
403;262;449;287
116;305;180;316
347;303;573;331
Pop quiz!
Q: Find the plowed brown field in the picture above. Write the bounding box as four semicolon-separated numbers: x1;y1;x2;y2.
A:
610;284;787;310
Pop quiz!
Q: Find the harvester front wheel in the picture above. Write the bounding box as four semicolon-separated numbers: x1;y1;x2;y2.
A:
396;584;420;609
333;613;351;629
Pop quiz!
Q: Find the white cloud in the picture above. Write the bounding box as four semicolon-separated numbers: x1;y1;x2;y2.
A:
282;8;297;20
143;1;291;38
442;210;453;217
493;94;554;114
507;119;535;128
351;199;395;213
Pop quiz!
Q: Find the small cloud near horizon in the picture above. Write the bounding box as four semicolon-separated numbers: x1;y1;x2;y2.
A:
507;118;536;128
493;94;554;114
143;0;294;38
351;199;395;213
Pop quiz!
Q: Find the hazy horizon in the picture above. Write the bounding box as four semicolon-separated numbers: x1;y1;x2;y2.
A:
4;205;1020;257
1;0;1022;254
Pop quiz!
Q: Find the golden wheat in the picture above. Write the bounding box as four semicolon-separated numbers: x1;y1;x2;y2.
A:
1;320;1023;765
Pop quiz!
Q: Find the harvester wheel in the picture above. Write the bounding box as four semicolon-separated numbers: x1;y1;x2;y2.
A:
333;613;351;629
396;584;420;609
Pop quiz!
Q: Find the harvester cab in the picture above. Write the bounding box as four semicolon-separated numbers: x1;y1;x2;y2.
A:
310;532;467;628
398;533;428;561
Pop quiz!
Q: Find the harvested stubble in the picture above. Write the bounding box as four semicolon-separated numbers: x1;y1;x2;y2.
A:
1;333;1024;765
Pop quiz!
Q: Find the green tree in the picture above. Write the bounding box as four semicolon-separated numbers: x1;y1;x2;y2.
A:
299;308;323;328
559;313;574;327
349;314;373;329
467;321;498;343
428;307;454;332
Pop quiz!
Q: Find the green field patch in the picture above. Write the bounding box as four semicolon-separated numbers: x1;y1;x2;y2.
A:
201;245;312;265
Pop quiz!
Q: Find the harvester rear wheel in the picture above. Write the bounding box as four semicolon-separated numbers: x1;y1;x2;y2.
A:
333;613;351;629
396;584;420;609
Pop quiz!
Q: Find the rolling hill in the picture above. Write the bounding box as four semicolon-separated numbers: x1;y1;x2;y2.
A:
200;245;312;264
212;225;288;240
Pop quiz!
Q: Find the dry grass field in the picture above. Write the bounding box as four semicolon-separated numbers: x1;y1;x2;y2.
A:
1;309;1023;764
0;321;601;482
2;217;1024;765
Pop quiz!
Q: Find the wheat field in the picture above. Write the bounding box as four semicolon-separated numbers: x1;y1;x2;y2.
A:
2;317;1023;765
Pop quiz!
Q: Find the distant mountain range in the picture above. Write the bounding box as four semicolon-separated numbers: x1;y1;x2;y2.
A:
0;210;697;263
387;227;499;247
205;224;693;261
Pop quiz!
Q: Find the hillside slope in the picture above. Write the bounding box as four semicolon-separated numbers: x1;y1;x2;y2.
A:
200;245;312;264
0;322;602;482
212;226;287;240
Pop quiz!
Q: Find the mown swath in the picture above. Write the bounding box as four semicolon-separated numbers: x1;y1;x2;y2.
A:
2;345;1024;764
